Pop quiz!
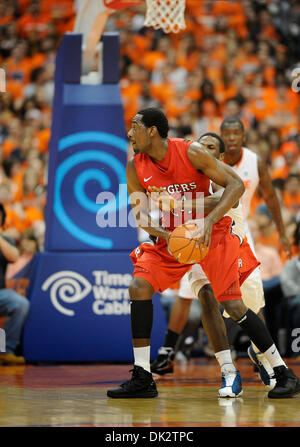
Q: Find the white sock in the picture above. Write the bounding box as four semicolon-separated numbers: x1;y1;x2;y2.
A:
134;346;151;373
215;349;236;373
263;344;287;369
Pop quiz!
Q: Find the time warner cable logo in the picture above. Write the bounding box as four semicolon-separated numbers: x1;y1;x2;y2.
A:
0;328;5;352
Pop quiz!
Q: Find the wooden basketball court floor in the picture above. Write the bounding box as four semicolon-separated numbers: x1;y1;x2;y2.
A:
0;357;299;427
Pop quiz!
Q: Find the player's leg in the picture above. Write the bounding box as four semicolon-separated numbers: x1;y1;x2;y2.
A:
151;272;193;375
107;240;191;398
190;270;242;398
107;276;158;398
220;292;300;398
201;222;300;398
240;269;276;389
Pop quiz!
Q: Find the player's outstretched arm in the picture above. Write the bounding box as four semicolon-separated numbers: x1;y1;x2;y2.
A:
187;142;245;247
257;155;291;258
126;158;170;241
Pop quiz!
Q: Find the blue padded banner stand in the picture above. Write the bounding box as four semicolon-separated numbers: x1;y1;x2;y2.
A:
23;33;167;362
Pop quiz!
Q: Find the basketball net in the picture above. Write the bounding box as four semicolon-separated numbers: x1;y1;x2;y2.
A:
144;0;186;34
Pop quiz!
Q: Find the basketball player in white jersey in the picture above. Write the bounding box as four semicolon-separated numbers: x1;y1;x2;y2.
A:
221;117;291;256
151;131;297;398
220;116;291;372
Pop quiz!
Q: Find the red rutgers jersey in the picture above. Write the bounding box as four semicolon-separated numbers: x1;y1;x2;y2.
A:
134;138;211;231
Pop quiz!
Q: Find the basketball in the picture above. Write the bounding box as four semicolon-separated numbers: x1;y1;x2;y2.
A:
168;224;209;264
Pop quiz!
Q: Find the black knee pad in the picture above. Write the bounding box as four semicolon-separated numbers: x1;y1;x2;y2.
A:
131;300;153;339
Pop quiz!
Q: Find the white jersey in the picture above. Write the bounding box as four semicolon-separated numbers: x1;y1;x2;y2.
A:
213;188;245;241
229;147;259;220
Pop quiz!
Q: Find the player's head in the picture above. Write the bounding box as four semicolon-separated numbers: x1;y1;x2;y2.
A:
220;117;245;155
127;108;169;154
197;132;225;160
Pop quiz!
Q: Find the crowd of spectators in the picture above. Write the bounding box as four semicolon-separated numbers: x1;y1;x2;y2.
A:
0;0;299;353
0;0;75;259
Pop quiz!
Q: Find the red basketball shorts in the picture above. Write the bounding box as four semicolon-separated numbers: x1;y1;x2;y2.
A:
129;216;260;302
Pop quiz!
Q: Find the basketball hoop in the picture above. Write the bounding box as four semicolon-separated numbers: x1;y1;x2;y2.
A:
144;0;186;34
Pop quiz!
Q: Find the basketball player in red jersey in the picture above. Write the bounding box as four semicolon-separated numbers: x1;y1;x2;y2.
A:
107;108;300;399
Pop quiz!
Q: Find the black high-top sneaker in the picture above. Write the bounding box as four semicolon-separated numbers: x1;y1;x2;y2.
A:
107;365;158;398
268;366;300;398
151;347;175;375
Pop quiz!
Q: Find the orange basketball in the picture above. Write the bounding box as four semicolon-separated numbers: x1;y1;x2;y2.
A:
168;224;209;264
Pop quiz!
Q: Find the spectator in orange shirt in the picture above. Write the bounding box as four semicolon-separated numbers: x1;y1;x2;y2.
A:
17;1;50;39
150;63;176;106
0;2;15;26
234;39;261;76
2;157;24;203
249;218;283;283
176;33;200;72
24;66;54;107
22;167;45;211
255;205;290;263
283;174;300;216
164;89;190;120
4;44;31;86
142;36;171;72
2;118;23;158
272;141;300;180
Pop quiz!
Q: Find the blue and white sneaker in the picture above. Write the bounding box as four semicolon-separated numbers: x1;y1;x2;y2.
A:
218;370;243;398
248;345;276;390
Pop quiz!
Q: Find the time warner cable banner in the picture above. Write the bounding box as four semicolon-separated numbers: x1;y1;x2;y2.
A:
23;252;167;362
23;33;167;361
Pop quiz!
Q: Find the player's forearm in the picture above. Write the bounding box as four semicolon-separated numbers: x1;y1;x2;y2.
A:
140;226;170;240
203;196;221;214
136;210;169;240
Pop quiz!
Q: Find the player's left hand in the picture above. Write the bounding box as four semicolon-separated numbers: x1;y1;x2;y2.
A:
279;233;292;259
199;216;214;249
189;216;213;249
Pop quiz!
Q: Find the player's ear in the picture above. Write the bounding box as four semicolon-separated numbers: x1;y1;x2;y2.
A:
220;153;224;161
148;126;157;137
